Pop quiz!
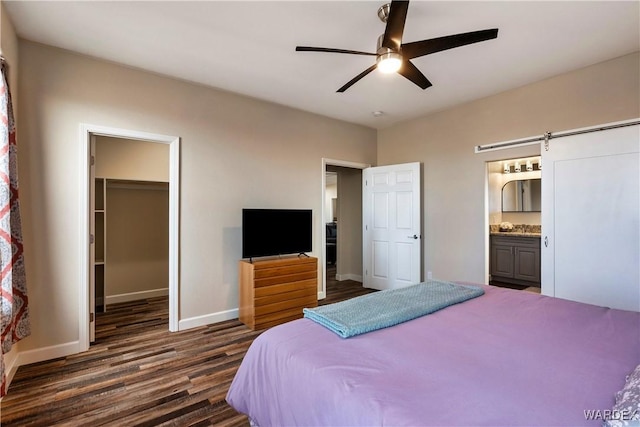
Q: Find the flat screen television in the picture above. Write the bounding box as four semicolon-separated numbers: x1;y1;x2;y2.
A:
242;209;312;259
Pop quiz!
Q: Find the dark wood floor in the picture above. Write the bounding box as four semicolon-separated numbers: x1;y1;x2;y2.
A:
1;268;374;426
490;280;541;293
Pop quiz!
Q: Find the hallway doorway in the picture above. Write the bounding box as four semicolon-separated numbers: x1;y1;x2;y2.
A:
321;159;368;299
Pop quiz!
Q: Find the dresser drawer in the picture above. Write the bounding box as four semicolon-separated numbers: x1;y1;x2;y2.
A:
239;256;318;330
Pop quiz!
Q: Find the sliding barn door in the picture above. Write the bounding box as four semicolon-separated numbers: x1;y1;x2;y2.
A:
363;162;421;290
541;124;639;311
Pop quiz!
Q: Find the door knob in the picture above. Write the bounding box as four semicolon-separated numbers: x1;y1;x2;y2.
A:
408;234;419;239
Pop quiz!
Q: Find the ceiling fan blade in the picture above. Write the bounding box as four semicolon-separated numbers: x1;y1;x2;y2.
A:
382;0;410;51
337;64;378;93
296;46;376;56
398;60;432;90
402;28;499;59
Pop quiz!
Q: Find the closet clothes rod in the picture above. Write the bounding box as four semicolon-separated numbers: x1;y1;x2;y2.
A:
474;118;640;153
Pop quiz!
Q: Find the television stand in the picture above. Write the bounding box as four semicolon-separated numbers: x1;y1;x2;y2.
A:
239;256;318;330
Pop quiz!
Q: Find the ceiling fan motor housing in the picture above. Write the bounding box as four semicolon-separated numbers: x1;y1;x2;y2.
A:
377;3;391;23
377;33;397;56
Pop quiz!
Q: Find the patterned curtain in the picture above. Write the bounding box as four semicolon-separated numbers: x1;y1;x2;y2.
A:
0;57;30;397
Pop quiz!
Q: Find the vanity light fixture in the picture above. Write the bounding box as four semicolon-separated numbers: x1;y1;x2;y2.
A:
503;158;541;174
526;160;533;172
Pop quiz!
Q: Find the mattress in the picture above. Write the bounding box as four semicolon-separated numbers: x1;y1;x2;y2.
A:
226;285;640;426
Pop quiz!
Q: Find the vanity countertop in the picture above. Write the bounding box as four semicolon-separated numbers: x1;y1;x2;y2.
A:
490;223;541;237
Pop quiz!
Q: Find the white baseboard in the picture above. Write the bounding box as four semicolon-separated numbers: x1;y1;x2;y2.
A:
16;340;83;368
178;308;239;331
106;288;169;305
336;273;363;282
3;346;19;394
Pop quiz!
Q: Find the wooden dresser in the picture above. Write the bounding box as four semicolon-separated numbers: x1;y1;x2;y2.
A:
239;256;318;330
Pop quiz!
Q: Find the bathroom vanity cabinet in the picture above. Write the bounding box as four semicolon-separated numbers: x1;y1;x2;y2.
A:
490;234;540;287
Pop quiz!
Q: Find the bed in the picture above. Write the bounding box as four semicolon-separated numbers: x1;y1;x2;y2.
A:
226;284;640;426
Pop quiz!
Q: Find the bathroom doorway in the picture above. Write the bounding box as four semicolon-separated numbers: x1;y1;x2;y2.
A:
486;156;542;293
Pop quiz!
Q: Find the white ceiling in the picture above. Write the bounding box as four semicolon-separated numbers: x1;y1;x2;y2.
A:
4;1;639;129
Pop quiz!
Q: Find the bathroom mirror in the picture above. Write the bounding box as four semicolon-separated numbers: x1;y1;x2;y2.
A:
502;179;541;212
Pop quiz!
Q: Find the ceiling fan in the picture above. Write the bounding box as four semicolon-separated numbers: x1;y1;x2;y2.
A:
296;0;498;92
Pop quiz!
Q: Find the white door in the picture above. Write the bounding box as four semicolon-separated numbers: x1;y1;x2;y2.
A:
89;136;96;342
363;162;421;290
541;124;639;311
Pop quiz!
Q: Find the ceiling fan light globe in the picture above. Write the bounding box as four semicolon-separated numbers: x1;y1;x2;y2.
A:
377;52;402;74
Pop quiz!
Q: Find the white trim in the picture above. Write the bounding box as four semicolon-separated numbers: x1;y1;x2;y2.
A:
79;125;91;353
80;124;181;355
16;341;83;367
475;118;640;153
105;288;169;305
3;346;19;393
483;162;491;286
178;308;239;330
169;138;180;331
335;273;363;282
321;158;370;300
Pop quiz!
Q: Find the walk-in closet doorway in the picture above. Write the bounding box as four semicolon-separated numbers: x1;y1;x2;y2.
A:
80;125;180;349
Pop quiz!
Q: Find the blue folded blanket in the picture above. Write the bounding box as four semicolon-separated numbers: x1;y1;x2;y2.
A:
303;280;484;338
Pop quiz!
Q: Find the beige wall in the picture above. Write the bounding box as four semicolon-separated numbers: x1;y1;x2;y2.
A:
95;136;170;182
378;52;640;284
0;2;18;103
106;184;169;298
335;167;363;280
17;40;377;354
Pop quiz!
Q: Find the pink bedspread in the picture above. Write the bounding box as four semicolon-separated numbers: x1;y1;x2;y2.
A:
226;285;640;426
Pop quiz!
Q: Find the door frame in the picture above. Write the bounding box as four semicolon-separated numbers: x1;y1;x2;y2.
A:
320;158;370;299
80;123;180;351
